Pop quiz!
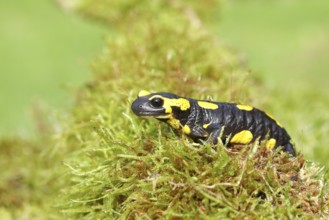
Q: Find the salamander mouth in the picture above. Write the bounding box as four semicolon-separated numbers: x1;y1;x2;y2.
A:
131;99;169;118
136;111;170;118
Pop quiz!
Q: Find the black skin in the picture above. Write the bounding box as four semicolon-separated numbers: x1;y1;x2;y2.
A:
131;92;296;156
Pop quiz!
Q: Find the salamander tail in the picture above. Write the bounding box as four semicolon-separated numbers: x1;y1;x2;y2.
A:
282;142;296;156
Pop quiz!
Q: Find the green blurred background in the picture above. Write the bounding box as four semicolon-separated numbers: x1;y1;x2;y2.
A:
218;0;329;165
0;0;106;136
0;0;328;164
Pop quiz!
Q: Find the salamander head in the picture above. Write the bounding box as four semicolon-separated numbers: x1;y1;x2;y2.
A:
131;90;190;119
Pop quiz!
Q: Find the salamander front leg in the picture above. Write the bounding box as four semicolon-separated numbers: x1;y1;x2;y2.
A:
208;128;222;145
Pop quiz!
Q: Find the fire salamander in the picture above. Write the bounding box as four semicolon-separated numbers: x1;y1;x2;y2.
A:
131;90;296;156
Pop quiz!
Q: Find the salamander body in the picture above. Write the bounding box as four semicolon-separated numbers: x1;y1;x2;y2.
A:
131;90;296;156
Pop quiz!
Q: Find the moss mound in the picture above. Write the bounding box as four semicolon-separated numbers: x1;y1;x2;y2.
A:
60;125;328;218
57;0;328;218
1;0;328;219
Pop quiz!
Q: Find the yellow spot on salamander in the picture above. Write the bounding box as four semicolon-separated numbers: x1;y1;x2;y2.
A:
168;98;190;111
154;114;171;119
183;125;191;135
165;107;172;114
138;90;151;97
230;130;253;144
167;118;180;129
149;95;190;113
266;138;276;150
236;104;253;111
197;101;218;110
203;123;211;129
266;113;283;128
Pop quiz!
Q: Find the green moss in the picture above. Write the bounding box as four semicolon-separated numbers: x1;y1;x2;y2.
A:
0;137;63;219
60;119;328;218
1;0;328;219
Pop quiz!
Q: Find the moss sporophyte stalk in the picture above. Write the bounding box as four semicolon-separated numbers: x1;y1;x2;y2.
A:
1;0;328;219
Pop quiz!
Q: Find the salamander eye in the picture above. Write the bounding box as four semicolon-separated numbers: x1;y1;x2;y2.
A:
150;98;164;107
